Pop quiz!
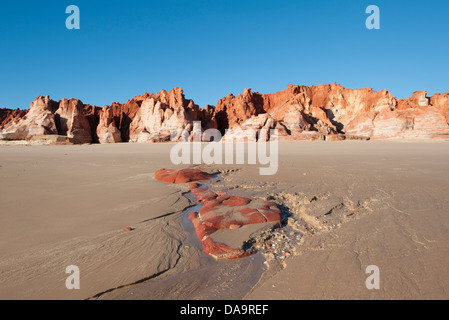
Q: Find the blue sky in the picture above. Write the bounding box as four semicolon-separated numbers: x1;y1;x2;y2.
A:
0;0;448;109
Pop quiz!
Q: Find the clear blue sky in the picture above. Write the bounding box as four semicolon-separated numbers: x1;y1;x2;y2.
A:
1;0;448;110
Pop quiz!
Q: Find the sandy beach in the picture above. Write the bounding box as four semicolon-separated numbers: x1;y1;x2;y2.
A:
1;141;448;300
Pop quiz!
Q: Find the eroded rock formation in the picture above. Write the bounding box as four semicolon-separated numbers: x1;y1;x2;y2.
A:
128;88;215;143
96;100;140;144
154;168;282;260
0;108;27;128
154;168;212;184
0;96;101;143
55;98;93;144
0;96;59;141
1;84;448;143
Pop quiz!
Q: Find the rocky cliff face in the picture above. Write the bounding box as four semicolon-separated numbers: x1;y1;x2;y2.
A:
213;84;449;141
0;108;28;128
1;84;448;143
0;96;100;143
0;96;59;141
96;100;140;144
95;88;216;144
129;88;202;143
55;98;93;144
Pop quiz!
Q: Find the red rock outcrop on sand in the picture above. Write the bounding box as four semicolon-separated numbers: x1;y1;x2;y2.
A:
154;168;212;184
154;168;282;260
1;84;448;143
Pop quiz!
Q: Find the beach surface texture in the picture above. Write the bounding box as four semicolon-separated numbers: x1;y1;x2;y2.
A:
0;141;448;299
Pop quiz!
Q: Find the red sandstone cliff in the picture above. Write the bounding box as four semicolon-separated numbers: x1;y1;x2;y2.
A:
0;96;101;143
95;88;216;144
0;108;28;128
128;87;207;143
1;84;448;143
213;84;449;141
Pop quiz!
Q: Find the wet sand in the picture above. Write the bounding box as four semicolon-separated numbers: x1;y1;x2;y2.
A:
0;141;448;299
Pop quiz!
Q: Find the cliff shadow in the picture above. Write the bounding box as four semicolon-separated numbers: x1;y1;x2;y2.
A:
325;109;345;133
120;113;133;142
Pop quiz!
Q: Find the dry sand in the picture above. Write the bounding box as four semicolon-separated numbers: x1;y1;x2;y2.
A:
0;141;448;299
